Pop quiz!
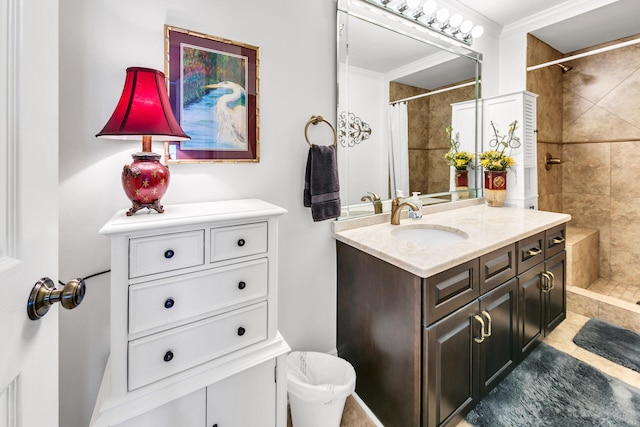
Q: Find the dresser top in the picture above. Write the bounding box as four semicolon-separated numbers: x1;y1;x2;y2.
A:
99;199;287;235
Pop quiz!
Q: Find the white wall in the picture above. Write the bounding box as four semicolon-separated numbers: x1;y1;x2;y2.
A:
58;1;337;426
339;66;389;205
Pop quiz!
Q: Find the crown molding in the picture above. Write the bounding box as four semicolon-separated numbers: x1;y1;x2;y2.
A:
501;0;618;38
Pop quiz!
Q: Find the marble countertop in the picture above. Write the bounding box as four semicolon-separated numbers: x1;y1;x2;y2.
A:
333;203;571;278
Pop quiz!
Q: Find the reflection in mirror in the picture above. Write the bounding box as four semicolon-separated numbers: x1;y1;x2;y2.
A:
337;0;482;219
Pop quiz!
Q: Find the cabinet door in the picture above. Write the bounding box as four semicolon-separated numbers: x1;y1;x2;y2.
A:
114;389;206;427
544;252;566;335
478;279;518;397
424;302;479;427
517;264;543;359
207;359;276;427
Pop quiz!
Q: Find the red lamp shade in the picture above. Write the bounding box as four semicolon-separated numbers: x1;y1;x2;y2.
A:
96;67;190;216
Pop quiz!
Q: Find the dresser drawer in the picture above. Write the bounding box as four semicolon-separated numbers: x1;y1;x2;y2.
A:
130;230;205;279
480;243;516;294
545;224;566;259
129;259;269;336
517;232;545;274
424;258;480;325
128;302;268;390
211;222;267;262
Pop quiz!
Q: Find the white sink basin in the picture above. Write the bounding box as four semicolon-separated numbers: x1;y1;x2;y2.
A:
391;225;468;246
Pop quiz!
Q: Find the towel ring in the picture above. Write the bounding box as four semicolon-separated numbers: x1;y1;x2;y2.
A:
304;115;337;147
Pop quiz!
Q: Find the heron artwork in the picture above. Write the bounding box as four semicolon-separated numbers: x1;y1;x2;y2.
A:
202;81;247;149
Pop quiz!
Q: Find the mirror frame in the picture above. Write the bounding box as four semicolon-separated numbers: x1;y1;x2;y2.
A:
337;0;483;219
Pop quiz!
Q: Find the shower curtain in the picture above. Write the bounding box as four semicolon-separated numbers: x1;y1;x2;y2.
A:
388;102;409;198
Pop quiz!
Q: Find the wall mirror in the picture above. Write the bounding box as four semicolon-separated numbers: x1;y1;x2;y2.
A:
337;0;482;219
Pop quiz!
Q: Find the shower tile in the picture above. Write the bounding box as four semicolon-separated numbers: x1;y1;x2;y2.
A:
611;141;640;196
566;227;599;289
611;196;640;254
537;143;562;198
562;44;640;106
427;149;450;194
563;193;611;278
562;88;593;129
610;250;640;283
598;68;640;129
598;300;640;333
562;143;610;195
563;105;639;143
562;194;611;233
567;287;599;318
538;193;563;212
408;149;429;193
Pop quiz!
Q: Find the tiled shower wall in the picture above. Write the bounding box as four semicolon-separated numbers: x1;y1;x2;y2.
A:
389;81;475;195
528;34;640;282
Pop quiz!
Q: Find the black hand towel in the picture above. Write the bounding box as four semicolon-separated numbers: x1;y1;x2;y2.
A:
304;144;341;221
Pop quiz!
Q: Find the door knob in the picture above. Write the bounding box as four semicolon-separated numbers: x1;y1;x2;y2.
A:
27;277;86;320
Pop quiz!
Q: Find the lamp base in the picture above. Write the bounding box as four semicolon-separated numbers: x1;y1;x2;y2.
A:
122;152;170;216
127;199;165;216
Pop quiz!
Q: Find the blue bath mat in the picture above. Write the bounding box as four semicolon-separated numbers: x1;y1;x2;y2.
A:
466;342;640;426
573;318;640;373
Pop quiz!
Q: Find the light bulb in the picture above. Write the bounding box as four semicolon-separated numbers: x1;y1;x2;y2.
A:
471;25;484;38
406;0;420;8
422;0;437;15
460;20;473;34
449;13;463;28
436;8;450;23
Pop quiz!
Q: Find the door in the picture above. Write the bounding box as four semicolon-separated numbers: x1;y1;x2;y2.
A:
544;252;566;335
207;359;277;426
425;302;479;427
0;0;60;426
517;264;544;359
478;279;518;396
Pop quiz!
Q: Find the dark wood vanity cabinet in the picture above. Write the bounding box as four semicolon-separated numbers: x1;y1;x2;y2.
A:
337;223;566;427
517;225;566;359
424;277;518;427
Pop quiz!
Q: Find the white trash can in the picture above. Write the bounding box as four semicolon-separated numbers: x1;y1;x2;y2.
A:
287;351;356;427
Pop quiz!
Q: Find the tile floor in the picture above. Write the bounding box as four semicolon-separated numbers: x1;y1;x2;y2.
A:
320;311;640;427
588;279;640;305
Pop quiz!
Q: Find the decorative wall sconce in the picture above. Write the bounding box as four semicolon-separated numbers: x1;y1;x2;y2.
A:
363;0;484;45
339;112;373;147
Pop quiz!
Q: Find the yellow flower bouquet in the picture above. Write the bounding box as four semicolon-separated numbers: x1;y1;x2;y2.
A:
444;126;474;170
479;120;520;171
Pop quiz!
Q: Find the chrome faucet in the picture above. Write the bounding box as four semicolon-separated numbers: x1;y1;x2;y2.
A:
390;197;420;225
361;192;383;214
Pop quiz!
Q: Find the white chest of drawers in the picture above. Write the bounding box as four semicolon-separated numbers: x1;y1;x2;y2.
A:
90;199;290;427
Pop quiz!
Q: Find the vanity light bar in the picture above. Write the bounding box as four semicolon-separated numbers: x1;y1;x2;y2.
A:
364;0;483;46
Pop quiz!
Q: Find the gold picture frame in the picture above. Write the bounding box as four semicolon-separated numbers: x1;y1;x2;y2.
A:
164;25;260;163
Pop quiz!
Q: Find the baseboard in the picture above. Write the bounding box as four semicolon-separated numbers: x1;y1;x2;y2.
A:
351;392;384;426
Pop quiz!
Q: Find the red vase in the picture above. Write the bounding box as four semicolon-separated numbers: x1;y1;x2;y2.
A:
484;170;507;207
121;153;170;215
455;170;469;199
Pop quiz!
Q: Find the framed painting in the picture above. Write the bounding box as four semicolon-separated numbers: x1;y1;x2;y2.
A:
164;25;259;163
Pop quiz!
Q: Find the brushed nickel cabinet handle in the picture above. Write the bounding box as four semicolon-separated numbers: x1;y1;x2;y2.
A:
473;315;486;343
546;270;556;290
481;310;492;338
540;272;551;293
526;247;542;257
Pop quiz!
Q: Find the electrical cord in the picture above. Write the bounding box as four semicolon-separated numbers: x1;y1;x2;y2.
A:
58;269;111;287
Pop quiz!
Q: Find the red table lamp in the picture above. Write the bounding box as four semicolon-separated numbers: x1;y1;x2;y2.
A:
96;67;189;216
